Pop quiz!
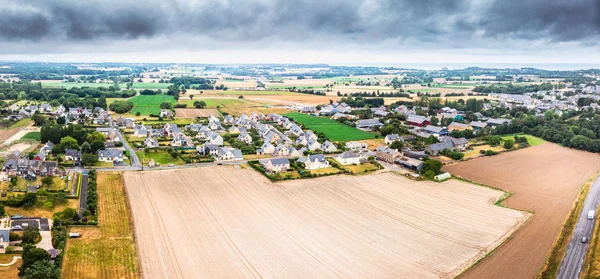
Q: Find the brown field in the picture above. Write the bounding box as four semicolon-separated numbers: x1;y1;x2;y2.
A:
5;198;79;219
62;172;140;279
125;167;528;279
0;255;21;278
174;108;220;118
0;126;22;143
443;143;600;279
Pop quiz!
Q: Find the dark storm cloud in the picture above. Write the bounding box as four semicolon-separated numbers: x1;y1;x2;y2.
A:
0;0;599;49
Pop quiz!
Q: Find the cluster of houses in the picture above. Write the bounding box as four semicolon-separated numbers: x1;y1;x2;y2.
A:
7;103;111;125
2;142;62;181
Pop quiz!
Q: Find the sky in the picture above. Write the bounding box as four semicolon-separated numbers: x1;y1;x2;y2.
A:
1;0;600;67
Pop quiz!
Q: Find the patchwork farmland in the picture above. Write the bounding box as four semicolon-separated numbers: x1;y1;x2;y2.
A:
443;143;600;279
129;95;176;115
284;112;376;141
125;167;528;279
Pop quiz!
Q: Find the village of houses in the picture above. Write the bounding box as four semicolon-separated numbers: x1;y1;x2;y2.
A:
0;97;521;256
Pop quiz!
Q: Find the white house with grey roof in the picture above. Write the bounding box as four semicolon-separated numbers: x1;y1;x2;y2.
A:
384;134;403;145
261;158;291;173
336;151;361;165
98;149;124;163
299;154;330;170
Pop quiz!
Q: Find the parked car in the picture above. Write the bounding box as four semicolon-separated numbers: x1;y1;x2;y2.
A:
11;215;24;219
11;225;22;230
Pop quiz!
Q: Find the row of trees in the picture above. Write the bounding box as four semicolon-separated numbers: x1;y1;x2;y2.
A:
473;82;554;94
86;170;98;222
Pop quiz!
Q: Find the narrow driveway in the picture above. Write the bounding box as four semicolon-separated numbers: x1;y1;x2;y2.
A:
557;175;600;278
78;173;89;214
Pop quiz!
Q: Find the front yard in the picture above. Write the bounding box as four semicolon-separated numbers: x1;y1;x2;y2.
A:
341;162;380;174
136;150;185;166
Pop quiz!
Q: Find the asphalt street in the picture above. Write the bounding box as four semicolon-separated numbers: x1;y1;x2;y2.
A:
557;175;600;279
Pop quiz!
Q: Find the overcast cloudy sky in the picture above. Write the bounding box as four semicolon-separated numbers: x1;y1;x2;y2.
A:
1;0;599;67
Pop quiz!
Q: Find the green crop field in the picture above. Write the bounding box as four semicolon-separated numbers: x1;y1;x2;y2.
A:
21;131;41;141
178;98;246;108
129;95;176;115
284;112;376;141
131;82;173;89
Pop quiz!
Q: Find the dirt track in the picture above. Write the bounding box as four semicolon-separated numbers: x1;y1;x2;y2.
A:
125;168;527;279
444;143;600;279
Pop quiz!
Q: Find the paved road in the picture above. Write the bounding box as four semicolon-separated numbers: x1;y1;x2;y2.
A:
78;173;89;214
557;175;600;279
108;115;141;168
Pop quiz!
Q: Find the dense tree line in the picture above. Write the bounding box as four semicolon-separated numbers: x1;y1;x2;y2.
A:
491;109;600;153
169;77;215;89
0;81;135;108
473;83;554;94
41;124;106;155
338;96;384;108
108;100;134;113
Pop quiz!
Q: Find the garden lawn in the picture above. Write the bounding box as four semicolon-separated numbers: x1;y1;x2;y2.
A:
501;133;547;146
136;150;185;166
129;95;176;115
342;163;379;174
284;112;376;141
8;118;32;129
21;131;41;141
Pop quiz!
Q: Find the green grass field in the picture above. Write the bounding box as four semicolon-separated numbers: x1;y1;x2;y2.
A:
136;150;185;166
178;98;247;108
7;118;32;129
501;133;547;146
21;131;41;141
131;82;173;89
41;82;115;89
433;83;478;89
129;95;176;115
284;112;376;141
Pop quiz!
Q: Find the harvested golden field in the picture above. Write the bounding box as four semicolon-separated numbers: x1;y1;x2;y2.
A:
174;108;220;118
62;172;140;279
443;143;600;279
125;167;528;279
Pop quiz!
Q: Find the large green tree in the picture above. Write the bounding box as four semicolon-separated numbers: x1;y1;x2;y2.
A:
19;245;50;277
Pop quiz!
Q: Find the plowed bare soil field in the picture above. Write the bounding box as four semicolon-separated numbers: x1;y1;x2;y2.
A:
125;167;528;279
444;143;600;279
174;108;220;118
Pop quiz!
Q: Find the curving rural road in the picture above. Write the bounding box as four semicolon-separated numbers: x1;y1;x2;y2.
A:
557;175;600;279
108;115;141;168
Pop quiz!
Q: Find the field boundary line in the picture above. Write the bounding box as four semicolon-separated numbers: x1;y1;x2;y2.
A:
442;175;534;278
541;169;600;278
